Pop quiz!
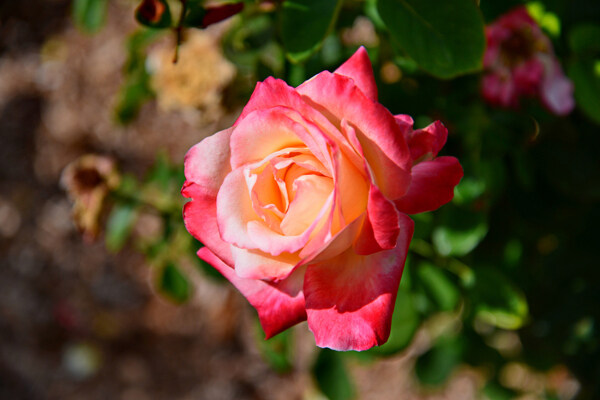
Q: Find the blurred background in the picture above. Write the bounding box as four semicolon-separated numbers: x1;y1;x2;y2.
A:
0;0;598;399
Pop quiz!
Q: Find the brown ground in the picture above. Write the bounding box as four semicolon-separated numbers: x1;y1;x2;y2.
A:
0;1;482;399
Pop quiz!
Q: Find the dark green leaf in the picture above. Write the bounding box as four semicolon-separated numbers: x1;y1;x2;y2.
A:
415;335;463;385
184;0;207;28
471;267;528;330
377;0;485;78
105;203;137;252
281;0;343;63
568;24;600;56
417;262;460;311
432;206;488;257
72;0;109;34
313;349;355;400
569;59;600;126
135;0;172;29
158;263;191;303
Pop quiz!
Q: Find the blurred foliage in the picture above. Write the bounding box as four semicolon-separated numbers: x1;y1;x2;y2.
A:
72;0;109;33
71;0;600;399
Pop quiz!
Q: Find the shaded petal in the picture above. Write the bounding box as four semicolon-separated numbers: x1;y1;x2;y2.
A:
184;127;233;196
198;247;307;339
182;183;234;266
230;245;300;281
304;213;414;351
405;120;448;163
354;184;400;255
216;167;259;250
395;156;463;215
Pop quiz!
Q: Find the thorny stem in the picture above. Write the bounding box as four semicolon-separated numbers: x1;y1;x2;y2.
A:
173;0;188;63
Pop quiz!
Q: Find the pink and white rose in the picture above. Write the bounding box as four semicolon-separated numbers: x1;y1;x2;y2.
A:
182;47;463;351
482;6;574;115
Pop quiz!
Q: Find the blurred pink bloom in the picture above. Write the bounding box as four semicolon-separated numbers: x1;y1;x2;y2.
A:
482;6;574;115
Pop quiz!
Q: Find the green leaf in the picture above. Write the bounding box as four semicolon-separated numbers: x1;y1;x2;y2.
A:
432;206;488;257
281;0;343;63
471;267;528;330
105;203;137;252
568;24;600;55
72;0;109;34
417;262;460;312
415;335;463;386
377;0;485;78
369;288;420;355
256;324;294;373
158;263;191;303
569;59;600;126
313;349;355;400
135;0;172;29
114;29;161;124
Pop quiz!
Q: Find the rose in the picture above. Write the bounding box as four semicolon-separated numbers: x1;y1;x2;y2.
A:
482;6;574;115
182;47;462;351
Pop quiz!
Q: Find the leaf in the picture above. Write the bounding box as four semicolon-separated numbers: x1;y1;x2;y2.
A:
377;0;485;78
568;24;600;56
281;0;343;63
72;0;109;34
569;59;600;126
471;267;528;330
417;262;460;312
158;263;191;303
415;335;463;386
105;203;137;252
432;206;488;257
256;324;294;373
114;29;162;124
313;349;355;400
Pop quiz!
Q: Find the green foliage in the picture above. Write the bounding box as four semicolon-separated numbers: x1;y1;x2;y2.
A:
377;0;485;78
281;0;343;63
72;0;109;34
415;335;463;386
105;202;137;252
416;262;460;312
114;29;162;124
157;263;191;303
432;206;488;257
568;24;600;125
313;349;355;400
470;267;528;330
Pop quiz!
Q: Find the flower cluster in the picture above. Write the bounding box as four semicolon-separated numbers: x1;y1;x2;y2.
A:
482;6;574;115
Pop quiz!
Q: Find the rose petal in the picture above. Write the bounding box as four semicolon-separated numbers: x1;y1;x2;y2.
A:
230;245;300;281
296;71;411;200
540;60;575;116
182;184;234;266
198;247;307;339
331;46;378;101
304;213;414;351
395;156;463;215
404;120;448;163
354;184;401;255
184;127;233;196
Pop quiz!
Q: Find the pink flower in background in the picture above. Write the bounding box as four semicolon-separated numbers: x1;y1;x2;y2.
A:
182;47;462;351
482;6;574;115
